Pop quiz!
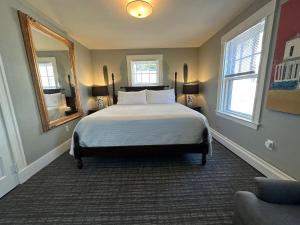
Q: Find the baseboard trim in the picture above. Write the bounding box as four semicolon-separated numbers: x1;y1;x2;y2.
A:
18;139;71;183
210;128;295;181
17;131;295;182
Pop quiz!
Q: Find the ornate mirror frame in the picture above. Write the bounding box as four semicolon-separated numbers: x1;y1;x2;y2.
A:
18;11;82;132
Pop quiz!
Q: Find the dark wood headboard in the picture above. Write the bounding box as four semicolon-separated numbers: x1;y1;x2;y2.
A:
120;86;169;92
43;88;64;94
112;72;178;104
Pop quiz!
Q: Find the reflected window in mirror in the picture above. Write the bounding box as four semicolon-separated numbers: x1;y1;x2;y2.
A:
37;57;59;89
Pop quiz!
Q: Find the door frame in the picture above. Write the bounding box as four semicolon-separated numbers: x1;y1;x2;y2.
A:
0;54;27;173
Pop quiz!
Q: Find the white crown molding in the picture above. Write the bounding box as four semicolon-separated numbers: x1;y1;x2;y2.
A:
18;139;71;183
210;128;295;181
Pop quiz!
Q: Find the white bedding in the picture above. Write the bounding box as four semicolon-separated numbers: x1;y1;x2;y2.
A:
47;105;71;121
45;93;70;121
70;103;212;155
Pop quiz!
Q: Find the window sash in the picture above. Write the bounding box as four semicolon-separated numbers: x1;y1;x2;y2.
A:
224;19;265;77
127;55;163;87
225;70;256;78
37;57;59;89
219;20;266;121
222;73;258;119
131;60;160;86
38;62;58;89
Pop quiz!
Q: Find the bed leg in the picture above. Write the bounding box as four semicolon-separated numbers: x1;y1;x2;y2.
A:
202;153;207;165
74;132;83;169
201;127;209;166
77;158;83;169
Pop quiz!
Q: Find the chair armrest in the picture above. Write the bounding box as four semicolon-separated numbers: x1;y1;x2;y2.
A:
233;191;259;225
254;177;300;204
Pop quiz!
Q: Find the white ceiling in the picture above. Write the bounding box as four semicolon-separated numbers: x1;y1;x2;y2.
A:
25;0;255;50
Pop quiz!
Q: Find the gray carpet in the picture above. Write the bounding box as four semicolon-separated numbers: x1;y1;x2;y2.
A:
0;140;262;225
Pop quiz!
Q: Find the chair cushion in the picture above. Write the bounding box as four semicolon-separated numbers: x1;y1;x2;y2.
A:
234;191;300;225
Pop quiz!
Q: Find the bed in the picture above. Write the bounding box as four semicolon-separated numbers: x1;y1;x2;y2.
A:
71;72;212;169
44;91;71;121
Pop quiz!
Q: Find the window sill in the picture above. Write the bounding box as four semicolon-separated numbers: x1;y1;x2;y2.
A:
216;110;260;130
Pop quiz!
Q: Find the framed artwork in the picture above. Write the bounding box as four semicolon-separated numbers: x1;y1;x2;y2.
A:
267;0;300;115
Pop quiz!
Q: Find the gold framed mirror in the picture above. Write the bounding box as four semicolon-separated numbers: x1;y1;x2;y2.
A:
18;11;82;132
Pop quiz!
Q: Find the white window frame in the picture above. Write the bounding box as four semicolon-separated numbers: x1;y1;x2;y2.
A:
37;57;60;89
216;0;275;130
126;54;163;86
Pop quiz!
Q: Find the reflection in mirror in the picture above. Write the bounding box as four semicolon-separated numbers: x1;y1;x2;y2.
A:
31;27;77;121
18;11;82;131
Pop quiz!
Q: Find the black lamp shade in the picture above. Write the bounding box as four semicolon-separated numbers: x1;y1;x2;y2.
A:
183;82;199;94
92;86;109;96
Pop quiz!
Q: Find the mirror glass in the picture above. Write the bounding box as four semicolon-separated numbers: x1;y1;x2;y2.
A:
31;27;78;122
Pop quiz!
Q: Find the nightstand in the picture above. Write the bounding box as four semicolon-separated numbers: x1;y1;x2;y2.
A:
87;109;99;115
190;106;202;113
65;109;78;116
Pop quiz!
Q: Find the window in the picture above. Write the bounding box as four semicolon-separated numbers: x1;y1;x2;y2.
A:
222;19;265;118
127;55;163;86
217;1;274;129
37;57;60;89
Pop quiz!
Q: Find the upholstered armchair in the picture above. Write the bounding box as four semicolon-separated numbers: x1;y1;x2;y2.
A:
233;177;300;225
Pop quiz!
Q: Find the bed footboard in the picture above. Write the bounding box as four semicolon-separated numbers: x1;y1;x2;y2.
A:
73;128;209;169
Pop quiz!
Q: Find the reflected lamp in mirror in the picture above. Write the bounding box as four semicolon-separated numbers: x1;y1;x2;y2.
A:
92;86;109;109
183;82;199;108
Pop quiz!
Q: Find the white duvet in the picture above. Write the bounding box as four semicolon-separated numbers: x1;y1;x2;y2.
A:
47;106;71;121
70;103;212;155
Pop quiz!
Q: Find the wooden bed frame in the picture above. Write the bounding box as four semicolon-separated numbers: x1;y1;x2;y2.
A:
73;72;209;169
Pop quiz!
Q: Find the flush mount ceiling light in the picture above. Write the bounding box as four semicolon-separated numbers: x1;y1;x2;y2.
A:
127;0;153;18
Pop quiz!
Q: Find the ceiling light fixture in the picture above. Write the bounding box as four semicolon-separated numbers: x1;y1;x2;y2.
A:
127;0;153;19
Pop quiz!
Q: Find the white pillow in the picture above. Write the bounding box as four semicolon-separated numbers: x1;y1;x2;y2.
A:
44;93;63;107
60;94;67;107
146;89;176;104
117;90;147;105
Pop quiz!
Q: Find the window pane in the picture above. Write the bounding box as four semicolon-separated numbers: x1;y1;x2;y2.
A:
41;77;49;88
235;44;242;60
241;38;254;58
142;73;149;83
240;56;252;72
39;64;48;77
149;63;157;71
136;73;142;83
46;64;54;77
227;77;257;116
131;60;159;85
256;32;264;54
253;54;261;74
224;19;265;76
38;62;57;88
48;77;56;87
149;73;156;83
234;60;240;74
